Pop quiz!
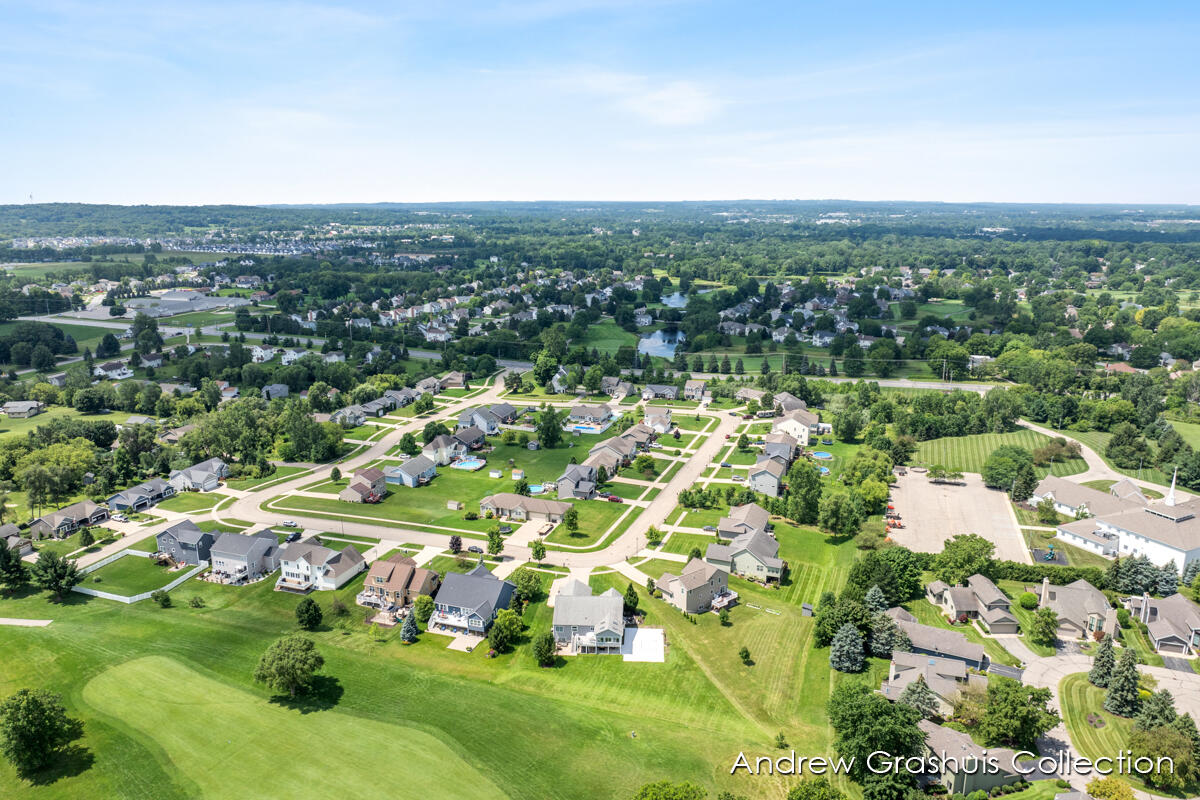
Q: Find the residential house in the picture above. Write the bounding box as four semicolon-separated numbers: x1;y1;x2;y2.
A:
281;348;310;366
156;520;216;566
772;408;820;447
458;406;501;435
487;402;520;424
94;361;133;380
430;562;516;635
1126;592;1200;654
747;459;786;497
209;530;281;584
1;525;33;557
454;426;486;450
583;435;639;475
567;404;614;426
442;371;467;389
261;383;290;401
1038;577;1117;641
879;651;987;716
249;344;276;363
916;721;1028;795
659;558;730;614
479;493;571;523
885;608;988;670
925;574;1019;634
716;503;770;540
735;387;766;404
643;408;672;434
557;464;598;500
331;405;367;427
387;455;437;488
339;468;386;503
641;384;678;400
416;376;443;394
683;379;707;401
356;553;440;609
600;376;634;399
168;457;229;492
28;500;109;539
762;432;799;462
276;541;366;592
550;367;571;394
705;526;785;582
552;582;625;654
106;478;174;512
1;400;43;418
384;388;417;408
423;433;468;466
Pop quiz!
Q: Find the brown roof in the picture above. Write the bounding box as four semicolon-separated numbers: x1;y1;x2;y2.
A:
356;467;385;482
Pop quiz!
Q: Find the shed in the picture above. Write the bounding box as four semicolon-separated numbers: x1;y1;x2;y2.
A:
801;603;814;617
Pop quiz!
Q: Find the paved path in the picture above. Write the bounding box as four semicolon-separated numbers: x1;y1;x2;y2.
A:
1019;420;1192;499
0;617;52;627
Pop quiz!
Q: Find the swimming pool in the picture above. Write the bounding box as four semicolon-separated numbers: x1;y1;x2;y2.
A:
818;466;831;476
571;424;602;433
451;457;487;471
529;483;545;494
812;451;833;460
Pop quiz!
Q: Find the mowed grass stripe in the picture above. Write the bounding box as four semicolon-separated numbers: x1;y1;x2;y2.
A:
915;429;1087;477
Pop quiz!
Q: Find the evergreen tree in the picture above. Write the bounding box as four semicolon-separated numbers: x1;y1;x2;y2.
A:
1183;560;1200;587
623;582;639;614
400;613;418;643
864;584;888;613
869;612;911;658
896;675;940;720
1104;648;1141;717
1089;634;1116;688
829;622;865;673
295;597;323;630
1135;689;1178;731
1120;555;1160;594
0;543;29;594
1172;713;1200;765
1158;562;1180;596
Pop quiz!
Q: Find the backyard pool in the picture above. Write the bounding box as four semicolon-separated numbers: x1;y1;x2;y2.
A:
451;457;487;471
812;451;834;460
529;483;545;494
818;466;831;476
571;424;603;433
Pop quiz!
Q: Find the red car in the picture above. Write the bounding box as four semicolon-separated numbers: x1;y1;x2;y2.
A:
607;495;624;503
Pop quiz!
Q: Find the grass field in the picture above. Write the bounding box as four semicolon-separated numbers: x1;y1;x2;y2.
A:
914;429;1088;477
1020;527;1113;570
156;492;230;513
0;321;110;363
224;466;308;491
0;406;135;440
573;319;638;355
84;554;178;596
1057;673;1192;796
1082;479;1163;500
660;532;719;556
82;656;508;799
1045;427;1174;488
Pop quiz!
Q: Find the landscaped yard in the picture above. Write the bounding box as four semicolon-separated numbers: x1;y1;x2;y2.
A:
225;465;308;490
661;532;719;557
157;492;230;513
904;598;1022;667
1081;478;1163;500
0;406;136;440
915;429;1087;477
1044;427;1174;488
85;554;180;596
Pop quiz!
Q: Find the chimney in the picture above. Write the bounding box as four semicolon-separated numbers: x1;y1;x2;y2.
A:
1142;592;1152;624
1041;576;1050;605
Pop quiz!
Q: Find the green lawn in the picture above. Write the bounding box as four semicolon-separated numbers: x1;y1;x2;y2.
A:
1119;621;1165;667
915;429;1088;477
996;580;1057;658
573;318;638;354
904;598;1022;667
1081;478;1163;500
224;466;308;491
156;492;230;513
1058;673;1193;796
661;532;719;557
605;481;648;500
545;502;636;548
1020;527;1113;570
84;554;179;596
0;406;135;440
1044;427;1174;488
82;656;507;799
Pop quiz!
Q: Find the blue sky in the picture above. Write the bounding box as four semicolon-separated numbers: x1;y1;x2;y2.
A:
1;0;1197;205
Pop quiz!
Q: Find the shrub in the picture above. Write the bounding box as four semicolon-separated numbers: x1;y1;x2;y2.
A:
1055;779;1071;789
1018;592;1038;610
150;590;171;608
464;511;478;520
188;596;205;608
1117;608;1131;628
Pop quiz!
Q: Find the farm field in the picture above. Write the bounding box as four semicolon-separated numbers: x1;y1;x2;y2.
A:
914;429;1088;477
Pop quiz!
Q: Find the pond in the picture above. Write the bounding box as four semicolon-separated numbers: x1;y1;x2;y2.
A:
638;328;686;358
660;289;711;308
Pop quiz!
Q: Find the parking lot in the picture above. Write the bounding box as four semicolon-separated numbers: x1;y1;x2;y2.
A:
887;472;1029;563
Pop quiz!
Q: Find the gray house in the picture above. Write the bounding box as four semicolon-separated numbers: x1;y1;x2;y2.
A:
156;520;216;566
107;477;174;512
387;455;437;488
557;464;598;500
430;563;516;635
705;528;785;582
458;407;500;435
551;581;624;654
209;530;280;584
748;458;786;497
261;383;290;401
886;607;987;670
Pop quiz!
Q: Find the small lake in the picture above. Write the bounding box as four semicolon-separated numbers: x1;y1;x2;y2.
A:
659;288;711;308
638;328;686;358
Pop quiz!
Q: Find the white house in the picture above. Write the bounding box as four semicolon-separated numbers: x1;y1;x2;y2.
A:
275;541;366;593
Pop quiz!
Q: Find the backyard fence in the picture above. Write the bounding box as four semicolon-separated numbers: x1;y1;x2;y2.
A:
73;551;208;604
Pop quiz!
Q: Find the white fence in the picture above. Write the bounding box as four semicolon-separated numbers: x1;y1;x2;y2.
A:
73;550;208;604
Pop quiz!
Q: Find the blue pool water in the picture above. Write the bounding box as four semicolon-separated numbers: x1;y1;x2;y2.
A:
452;457;487;471
818;466;831;475
529;484;545;494
812;451;834;460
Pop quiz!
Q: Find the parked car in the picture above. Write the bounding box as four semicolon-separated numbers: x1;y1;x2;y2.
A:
282;520;298;527
607;496;624;503
467;545;483;553
720;462;732;468
703;525;716;532
284;531;301;543
729;410;740;416
498;525;513;534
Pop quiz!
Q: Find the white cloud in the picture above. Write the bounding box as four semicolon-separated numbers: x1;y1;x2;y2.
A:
568;70;721;126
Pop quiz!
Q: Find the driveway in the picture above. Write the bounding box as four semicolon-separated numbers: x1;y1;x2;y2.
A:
988;663;1024;681
887;473;1029;563
1161;655;1195;673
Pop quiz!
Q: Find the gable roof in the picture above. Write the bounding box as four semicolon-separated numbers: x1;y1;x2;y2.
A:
552;587;623;632
436;565;516;620
158;519;211;546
